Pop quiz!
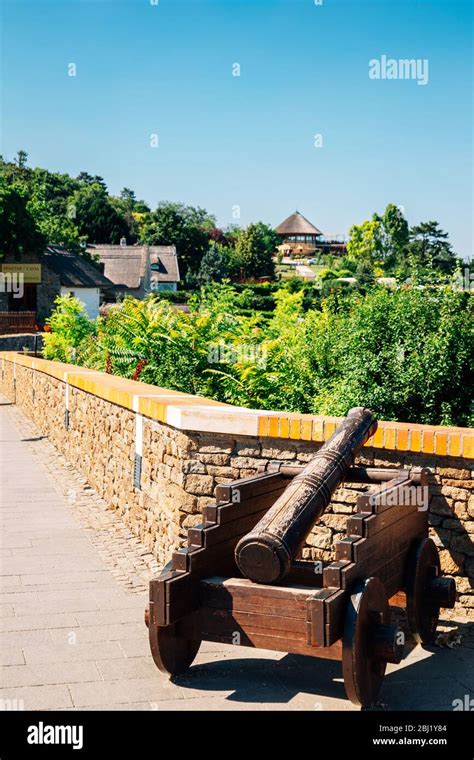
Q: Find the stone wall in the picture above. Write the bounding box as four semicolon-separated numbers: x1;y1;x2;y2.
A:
1;352;473;614
36;266;61;325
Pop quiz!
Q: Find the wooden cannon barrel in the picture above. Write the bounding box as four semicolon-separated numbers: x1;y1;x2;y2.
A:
235;407;377;584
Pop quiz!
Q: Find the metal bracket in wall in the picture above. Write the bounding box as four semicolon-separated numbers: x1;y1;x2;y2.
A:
133;395;144;490
134;453;143;489
64;375;70;429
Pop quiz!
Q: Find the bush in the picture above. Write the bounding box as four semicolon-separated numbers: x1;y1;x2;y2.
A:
43;285;473;426
319;268;338;282
151;290;189;304
306;288;473;426
43;295;96;363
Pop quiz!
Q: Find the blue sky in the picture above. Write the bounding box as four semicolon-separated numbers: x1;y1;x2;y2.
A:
1;0;472;257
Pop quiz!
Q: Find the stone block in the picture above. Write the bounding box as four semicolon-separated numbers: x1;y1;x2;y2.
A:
440;486;468;502
319;514;348;532
182;459;207;474
429;497;453;517
198;453;230;466
306;527;333;550
184;474;214;496
458;595;474;608
451;534;474;556
439;548;464;575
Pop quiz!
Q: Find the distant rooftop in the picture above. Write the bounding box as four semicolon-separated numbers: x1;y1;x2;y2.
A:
276;211;323;237
43;246;114;288
87;245;180;290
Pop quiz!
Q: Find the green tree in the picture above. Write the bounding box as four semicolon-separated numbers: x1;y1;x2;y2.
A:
408;221;457;278
347;219;383;264
109;188;151;243
0;183;45;259
15;150;28;170
76;172;108;191
72;184;130;244
197;244;230;284
234;222;277;279
379;203;409;268
140;201;215;279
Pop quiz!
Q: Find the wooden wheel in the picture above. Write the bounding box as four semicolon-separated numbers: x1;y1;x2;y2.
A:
405;537;456;644
149;622;201;676
342;577;404;708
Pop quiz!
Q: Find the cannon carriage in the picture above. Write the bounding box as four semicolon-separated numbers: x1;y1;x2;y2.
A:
145;408;455;707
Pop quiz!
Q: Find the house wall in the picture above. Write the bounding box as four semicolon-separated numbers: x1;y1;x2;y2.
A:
60;287;100;319
1;352;473;614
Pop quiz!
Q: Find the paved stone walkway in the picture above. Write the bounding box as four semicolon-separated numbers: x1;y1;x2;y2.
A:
1;397;473;711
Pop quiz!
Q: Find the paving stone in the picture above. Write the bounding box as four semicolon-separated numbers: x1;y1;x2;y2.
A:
0;645;25;666
0;612;78;633
0;629;54;647
147;697;269;711
51;623;143;645
69;677;182;708
14;599;100;616
64;702;160;711
23;641;125;665
74;609;142;626
1;661;102;688
117;637;150;658
0;576;22;590
0;591;39;605
96;656;160;681
0;684;73;710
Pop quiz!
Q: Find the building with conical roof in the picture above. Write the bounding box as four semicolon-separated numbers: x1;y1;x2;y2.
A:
276;211;347;257
275;211;323;256
276;211;322;242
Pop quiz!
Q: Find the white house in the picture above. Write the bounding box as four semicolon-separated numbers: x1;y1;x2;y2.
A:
43;246;114;319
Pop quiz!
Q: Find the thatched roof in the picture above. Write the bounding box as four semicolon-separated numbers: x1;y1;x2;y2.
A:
43;246;114;288
275;211;322;236
87;245;180;289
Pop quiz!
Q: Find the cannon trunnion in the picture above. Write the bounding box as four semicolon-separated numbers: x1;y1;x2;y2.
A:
146;410;455;707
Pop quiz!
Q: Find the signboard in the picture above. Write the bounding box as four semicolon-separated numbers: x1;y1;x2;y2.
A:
1;264;42;284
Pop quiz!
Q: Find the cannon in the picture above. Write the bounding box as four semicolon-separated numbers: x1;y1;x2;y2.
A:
145;408;456;707
235;407;377;583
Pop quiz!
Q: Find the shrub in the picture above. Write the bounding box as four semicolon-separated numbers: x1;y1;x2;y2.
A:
42;295;96;363
42;285;473;426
